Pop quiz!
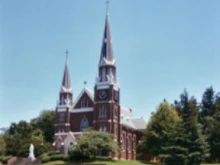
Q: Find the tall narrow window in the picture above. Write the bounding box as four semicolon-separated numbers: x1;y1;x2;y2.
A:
102;68;106;82
81;98;88;108
104;109;107;117
133;137;136;150
99;106;106;117
128;136;131;151
109;68;113;75
86;100;89;107
103;126;107;132
61;96;64;105
121;135;125;150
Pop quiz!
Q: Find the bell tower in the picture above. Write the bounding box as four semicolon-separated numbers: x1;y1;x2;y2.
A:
55;50;73;133
94;11;120;143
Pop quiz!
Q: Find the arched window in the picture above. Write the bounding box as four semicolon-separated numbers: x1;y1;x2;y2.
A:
121;134;125;150
128;136;131;151
102;68;106;82
133;137;136;150
61;96;64;105
104;109;107;117
80;118;89;131
86;100;89;107
99;106;107;117
59;113;65;122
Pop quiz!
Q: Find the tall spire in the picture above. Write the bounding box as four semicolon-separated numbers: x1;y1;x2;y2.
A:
61;50;72;92
99;1;115;66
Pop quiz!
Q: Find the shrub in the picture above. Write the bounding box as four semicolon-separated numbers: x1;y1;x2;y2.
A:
41;155;51;163
1;155;13;164
63;155;70;161
0;155;4;161
50;154;66;161
47;151;60;156
69;150;89;161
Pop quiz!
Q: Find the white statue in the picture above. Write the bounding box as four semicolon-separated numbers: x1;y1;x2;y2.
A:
28;144;35;161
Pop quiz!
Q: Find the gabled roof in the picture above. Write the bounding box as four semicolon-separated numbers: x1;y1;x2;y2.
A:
99;15;114;66
72;87;94;108
120;107;147;130
71;87;147;131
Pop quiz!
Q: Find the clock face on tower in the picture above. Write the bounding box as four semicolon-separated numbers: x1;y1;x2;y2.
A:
98;90;108;100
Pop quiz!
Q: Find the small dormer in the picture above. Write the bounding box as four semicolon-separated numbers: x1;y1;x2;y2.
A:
125;116;130;122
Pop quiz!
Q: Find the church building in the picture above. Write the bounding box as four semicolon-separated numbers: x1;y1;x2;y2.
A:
53;9;147;160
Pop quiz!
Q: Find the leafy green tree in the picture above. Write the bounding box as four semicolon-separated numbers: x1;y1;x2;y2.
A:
139;101;180;156
17;138;52;157
4;134;23;156
3;110;54;156
30;110;55;143
0;136;6;156
69;129;119;159
162;90;209;165
6;121;33;139
16;121;33;139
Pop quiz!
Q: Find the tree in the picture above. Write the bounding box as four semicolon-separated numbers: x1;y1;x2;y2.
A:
139;101;180;156
2;110;54;157
200;87;215;122
198;87;220;162
30;110;55;143
162;90;209;165
17;138;52;157
0;136;6;156
69;129;119;159
4;134;23;156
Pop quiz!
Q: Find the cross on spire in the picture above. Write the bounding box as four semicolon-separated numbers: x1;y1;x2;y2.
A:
65;49;69;61
106;0;110;15
84;81;87;87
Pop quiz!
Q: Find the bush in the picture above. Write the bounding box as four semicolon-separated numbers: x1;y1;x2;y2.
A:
50;154;66;161
41;153;69;163
0;155;4;161
47;151;60;156
41;155;51;163
1;155;13;164
69;150;89;161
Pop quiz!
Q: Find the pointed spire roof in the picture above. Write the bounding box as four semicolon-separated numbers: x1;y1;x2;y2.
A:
99;14;115;65
61;50;72;93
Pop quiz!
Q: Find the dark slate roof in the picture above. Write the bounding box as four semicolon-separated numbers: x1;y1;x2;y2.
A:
62;60;71;89
99;15;114;64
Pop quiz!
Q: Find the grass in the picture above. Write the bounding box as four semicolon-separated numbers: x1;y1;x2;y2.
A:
42;160;220;165
42;160;160;165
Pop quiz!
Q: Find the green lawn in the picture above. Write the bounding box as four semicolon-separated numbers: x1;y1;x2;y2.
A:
42;160;159;165
42;160;220;165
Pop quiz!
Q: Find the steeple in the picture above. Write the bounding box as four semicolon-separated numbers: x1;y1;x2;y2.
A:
61;50;72;93
96;1;118;85
99;11;115;66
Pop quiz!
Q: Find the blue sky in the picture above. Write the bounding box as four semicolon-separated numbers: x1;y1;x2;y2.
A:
1;0;220;129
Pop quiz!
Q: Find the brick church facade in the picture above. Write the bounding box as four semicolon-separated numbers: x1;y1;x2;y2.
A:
53;12;147;160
